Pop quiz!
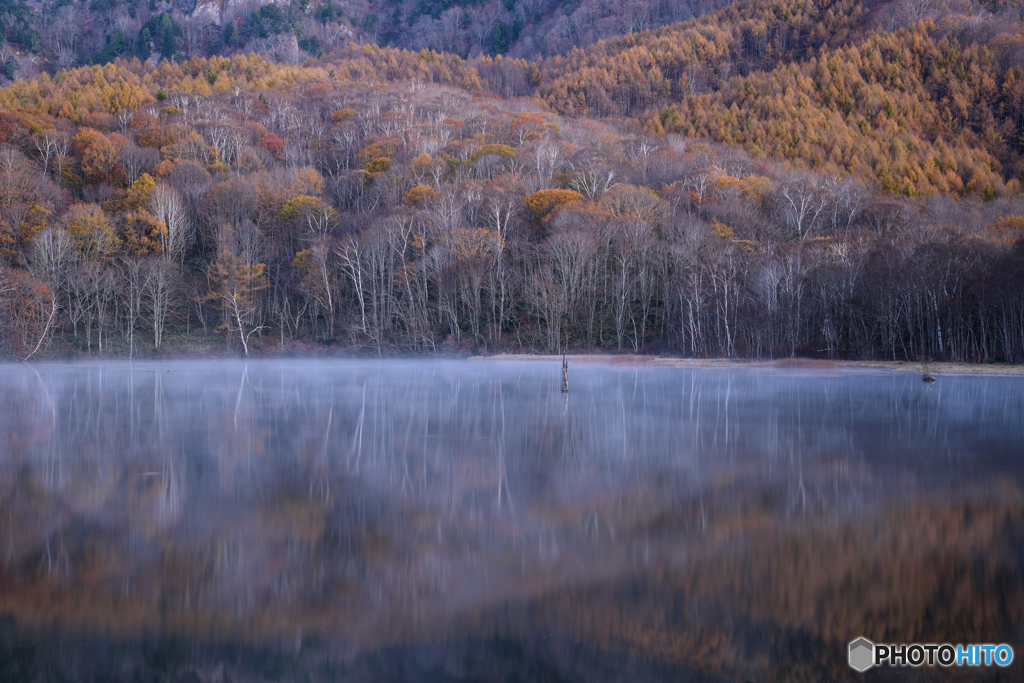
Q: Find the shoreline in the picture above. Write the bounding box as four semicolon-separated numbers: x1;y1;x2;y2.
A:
470;354;1024;376
7;351;1024;376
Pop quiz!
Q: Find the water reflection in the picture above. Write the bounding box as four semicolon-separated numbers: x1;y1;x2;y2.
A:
1;360;1022;681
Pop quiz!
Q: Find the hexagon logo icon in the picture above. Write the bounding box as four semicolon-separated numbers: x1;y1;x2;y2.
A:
849;637;875;672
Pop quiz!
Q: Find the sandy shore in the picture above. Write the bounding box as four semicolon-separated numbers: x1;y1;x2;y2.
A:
470;354;1024;376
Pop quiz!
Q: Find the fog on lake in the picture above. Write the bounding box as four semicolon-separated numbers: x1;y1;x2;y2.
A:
1;360;1022;681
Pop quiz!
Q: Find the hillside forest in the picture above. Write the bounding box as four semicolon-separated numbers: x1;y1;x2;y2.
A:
0;0;1023;361
0;0;729;73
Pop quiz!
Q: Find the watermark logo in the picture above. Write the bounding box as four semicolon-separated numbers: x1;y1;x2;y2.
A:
848;638;874;672
849;638;1014;671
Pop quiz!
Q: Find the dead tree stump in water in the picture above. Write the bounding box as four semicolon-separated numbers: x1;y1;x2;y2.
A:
921;357;937;383
561;354;569;393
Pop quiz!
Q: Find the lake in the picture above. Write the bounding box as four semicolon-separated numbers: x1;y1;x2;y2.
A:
1;360;1022;681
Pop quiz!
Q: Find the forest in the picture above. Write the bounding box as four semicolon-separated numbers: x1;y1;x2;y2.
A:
0;0;1021;361
0;0;728;78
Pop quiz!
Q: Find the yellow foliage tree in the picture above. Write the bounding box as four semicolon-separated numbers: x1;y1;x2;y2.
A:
63;203;119;259
524;189;583;224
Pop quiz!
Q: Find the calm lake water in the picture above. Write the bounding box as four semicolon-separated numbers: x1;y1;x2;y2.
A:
1;360;1022;681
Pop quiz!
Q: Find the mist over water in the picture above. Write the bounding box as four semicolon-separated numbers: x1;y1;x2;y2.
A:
1;360;1022;681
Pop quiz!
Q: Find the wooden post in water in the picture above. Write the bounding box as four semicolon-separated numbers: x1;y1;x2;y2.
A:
561;353;569;393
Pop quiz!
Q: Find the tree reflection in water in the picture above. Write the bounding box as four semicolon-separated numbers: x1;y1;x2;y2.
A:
0;360;1022;681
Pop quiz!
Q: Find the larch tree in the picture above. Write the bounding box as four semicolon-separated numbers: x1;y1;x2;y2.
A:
206;225;269;356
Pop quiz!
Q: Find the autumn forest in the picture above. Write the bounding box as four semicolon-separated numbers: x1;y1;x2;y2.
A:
0;0;1023;361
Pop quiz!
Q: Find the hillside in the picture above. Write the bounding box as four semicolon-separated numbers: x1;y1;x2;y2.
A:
0;0;1020;362
527;0;1024;196
0;52;1021;362
6;0;1024;196
0;0;732;79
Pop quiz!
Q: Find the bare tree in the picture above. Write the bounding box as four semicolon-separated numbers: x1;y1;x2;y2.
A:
180;18;212;59
32;131;70;176
0;264;15;354
533;141;562;185
151;184;193;264
617;0;652;35
120;142;160;184
825;177;866;233
144;257;178;349
337;237;368;336
23;228;74;360
778;175;828;241
43;6;81;69
119;256;146;358
568;170;606;198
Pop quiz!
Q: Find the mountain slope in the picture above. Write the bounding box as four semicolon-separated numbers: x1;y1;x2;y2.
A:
5;0;1024;196
527;0;1024;196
